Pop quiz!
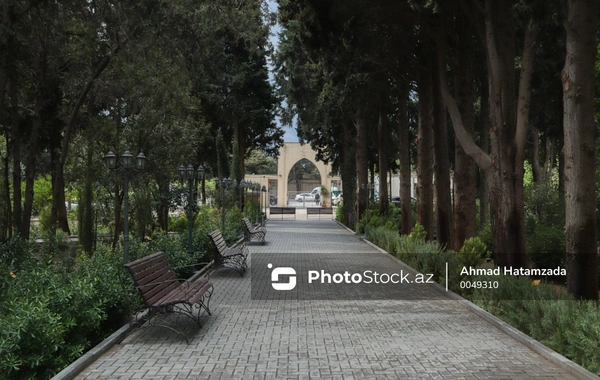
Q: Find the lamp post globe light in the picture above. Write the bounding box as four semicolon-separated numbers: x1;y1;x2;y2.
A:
104;150;146;263
179;164;204;256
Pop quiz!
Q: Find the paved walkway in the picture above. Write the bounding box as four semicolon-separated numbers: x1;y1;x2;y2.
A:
77;220;581;379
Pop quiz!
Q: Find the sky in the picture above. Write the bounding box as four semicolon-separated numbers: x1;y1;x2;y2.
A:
266;0;299;143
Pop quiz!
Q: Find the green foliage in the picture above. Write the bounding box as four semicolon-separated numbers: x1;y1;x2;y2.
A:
0;244;128;379
368;225;600;375
473;276;600;375
243;199;260;225
0;203;247;378
357;204;402;234
477;223;494;253
527;224;566;269
335;201;344;223
458;237;490;266
216;130;230;180
407;222;426;242
32;175;53;215
368;226;457;290
245;150;277;175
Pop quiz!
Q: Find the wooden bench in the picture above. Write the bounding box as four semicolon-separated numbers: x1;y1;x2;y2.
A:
306;207;334;219
269;206;296;219
123;252;213;343
242;217;266;244
208;230;248;276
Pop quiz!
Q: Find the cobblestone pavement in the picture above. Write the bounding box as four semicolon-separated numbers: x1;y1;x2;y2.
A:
77;220;580;379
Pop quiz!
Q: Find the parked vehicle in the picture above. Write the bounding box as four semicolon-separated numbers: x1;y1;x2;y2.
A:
332;193;343;206
295;193;315;202
391;196;401;206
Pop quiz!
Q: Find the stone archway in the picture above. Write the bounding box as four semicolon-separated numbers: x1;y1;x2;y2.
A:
244;142;341;207
287;158;321;193
277;143;332;206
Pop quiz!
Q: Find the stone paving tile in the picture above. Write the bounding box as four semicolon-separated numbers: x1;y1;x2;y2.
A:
76;219;581;379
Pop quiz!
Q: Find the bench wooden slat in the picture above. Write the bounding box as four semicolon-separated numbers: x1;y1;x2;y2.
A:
242;217;266;244
123;251;213;342
208;230;248;276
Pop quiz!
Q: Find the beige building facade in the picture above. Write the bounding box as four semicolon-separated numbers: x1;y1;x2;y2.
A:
245;142;341;206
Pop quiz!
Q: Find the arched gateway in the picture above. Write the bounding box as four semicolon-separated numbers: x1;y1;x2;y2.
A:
245;142;341;207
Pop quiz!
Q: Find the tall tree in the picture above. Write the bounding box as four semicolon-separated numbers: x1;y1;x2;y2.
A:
561;0;598;301
417;29;434;240
453;11;477;249
438;1;538;267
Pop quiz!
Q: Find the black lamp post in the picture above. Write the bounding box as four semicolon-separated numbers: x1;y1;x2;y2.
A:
254;183;260;224
179;164;204;255
104;149;146;263
261;185;267;225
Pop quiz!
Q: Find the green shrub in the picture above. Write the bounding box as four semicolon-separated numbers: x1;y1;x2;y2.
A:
169;214;188;232
407;222;426;242
367;222;600;376
527;224;566;269
472;276;600;375
335;201;344;222
0;246;128;379
457;237;490;277
477;223;494;253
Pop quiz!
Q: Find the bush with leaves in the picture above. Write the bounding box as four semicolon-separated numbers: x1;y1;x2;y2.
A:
526;224;566;269
0;244;128;379
473;276;600;375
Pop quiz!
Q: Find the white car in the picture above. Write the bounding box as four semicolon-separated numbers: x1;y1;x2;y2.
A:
295;193;315;202
332;193;343;206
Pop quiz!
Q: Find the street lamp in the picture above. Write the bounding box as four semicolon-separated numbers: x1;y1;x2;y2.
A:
104;150;146;263
179;164;204;255
254;183;260;224
261;185;267;225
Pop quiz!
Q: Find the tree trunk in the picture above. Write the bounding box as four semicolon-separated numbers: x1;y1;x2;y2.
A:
432;52;454;249
397;81;412;235
562;0;598;301
479;69;490;227
9;76;22;237
1;144;11;239
355;107;368;222
157;179;170;231
341;119;356;228
51;39;125;234
79;139;94;254
453;13;477;250
22;50;47;240
378;101;389;215
417;37;434;240
438;1;533;267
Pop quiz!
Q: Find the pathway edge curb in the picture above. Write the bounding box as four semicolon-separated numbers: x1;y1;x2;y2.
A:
50;323;130;380
361;238;600;380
